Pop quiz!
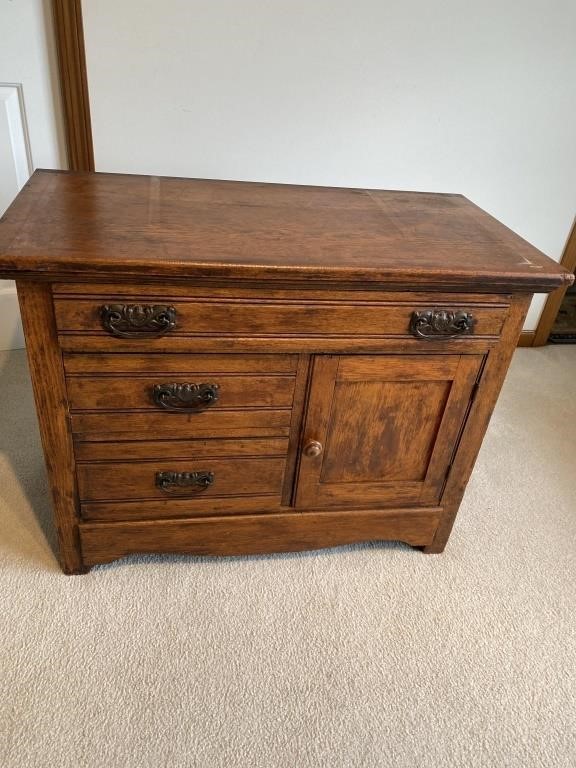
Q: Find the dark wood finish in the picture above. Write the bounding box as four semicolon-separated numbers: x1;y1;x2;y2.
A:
57;333;499;355
533;218;576;346
0;171;571;292
295;354;482;508
63;353;298;375
52;1;94;172
81;496;285;522
281;355;312;505
16;281;84;573
54;296;507;338
74;437;289;462
70;409;292;440
77;457;286;502
66;374;295;411
517;331;535;347
2;172;573;573
53;283;514;303
79;508;443;566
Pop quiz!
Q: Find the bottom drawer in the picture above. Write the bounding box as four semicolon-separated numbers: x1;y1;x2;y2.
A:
80;495;284;521
77;456;286;508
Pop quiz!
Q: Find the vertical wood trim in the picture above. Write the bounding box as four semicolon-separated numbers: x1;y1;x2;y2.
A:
532;219;576;346
425;295;532;552
419;354;484;505
16;281;86;573
281;354;312;506
52;0;94;171
294;355;340;508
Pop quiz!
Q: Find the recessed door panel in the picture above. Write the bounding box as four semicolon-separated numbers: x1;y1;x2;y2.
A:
321;379;451;483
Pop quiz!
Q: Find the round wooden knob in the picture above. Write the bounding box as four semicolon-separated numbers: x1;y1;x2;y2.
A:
304;440;323;457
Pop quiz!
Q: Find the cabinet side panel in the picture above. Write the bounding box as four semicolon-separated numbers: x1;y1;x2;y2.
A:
426;295;532;552
16;280;84;573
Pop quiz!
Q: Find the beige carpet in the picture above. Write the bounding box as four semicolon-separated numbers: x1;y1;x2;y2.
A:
0;346;575;768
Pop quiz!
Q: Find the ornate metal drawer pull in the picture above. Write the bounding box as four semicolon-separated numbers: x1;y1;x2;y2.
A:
155;471;214;494
100;304;177;338
152;383;220;411
410;309;475;340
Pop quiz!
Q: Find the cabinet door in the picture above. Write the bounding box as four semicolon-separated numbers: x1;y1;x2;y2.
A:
296;354;483;509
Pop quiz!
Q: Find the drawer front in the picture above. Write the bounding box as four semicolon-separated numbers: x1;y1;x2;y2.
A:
65;353;297;438
77;457;286;503
70;409;292;439
75;437;289;520
67;374;295;411
74;437;289;462
80;496;285;521
54;296;507;340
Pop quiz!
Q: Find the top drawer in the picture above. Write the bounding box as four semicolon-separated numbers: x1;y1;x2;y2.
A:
53;287;508;343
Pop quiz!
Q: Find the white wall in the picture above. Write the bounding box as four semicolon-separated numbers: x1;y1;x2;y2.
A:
1;0;66;171
83;1;574;330
0;0;66;349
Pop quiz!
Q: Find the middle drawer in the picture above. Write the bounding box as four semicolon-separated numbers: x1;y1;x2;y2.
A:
67;374;295;411
65;353;297;440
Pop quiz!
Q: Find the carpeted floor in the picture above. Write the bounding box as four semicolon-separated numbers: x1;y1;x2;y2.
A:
0;346;574;768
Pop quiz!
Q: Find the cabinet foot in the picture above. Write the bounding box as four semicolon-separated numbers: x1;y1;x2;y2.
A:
421;542;447;554
62;564;92;575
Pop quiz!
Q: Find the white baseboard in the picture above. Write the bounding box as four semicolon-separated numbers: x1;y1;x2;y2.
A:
0;281;25;350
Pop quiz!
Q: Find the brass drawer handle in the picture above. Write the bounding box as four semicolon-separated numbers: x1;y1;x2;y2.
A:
410;310;475;340
100;304;177;338
156;471;214;494
153;383;220;411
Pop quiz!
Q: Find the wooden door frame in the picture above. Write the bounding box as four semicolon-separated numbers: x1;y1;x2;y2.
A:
51;1;573;346
530;219;576;346
52;0;94;171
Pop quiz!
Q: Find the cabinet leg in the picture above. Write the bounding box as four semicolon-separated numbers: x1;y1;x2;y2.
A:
421;504;461;552
18;281;87;576
421;507;456;553
62;563;92;575
421;541;447;554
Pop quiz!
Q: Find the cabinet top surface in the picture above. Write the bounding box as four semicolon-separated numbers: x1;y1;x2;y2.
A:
0;170;571;291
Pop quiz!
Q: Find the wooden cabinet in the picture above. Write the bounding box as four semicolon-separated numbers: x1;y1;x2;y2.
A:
0;171;572;573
